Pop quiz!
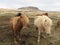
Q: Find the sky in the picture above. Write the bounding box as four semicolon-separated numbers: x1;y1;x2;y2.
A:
0;0;60;11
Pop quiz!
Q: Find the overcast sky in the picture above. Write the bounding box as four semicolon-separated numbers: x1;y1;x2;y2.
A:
0;0;60;11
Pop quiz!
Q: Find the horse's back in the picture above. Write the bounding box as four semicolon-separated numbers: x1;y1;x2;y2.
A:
9;15;29;30
20;15;29;25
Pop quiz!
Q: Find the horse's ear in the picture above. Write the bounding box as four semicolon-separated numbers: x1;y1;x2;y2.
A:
44;13;48;16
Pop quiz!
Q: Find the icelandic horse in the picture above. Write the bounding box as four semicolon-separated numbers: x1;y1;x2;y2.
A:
34;13;52;45
9;12;29;44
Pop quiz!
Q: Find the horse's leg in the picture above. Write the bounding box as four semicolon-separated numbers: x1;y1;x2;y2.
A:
13;30;17;44
18;30;22;41
18;25;23;41
37;28;40;45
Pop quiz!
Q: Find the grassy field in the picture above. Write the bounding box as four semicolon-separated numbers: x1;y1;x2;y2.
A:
0;12;60;45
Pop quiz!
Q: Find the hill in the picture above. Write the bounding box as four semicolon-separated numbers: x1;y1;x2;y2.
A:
18;6;40;12
0;6;60;16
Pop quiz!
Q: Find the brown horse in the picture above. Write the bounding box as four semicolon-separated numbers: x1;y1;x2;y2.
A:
9;13;29;44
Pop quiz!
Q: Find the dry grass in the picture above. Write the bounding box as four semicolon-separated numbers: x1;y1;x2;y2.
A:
0;12;60;45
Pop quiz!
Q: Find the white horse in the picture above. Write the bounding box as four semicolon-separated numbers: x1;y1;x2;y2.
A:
34;13;52;45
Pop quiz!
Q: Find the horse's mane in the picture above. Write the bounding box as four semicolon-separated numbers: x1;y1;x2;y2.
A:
43;13;48;16
36;13;48;16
